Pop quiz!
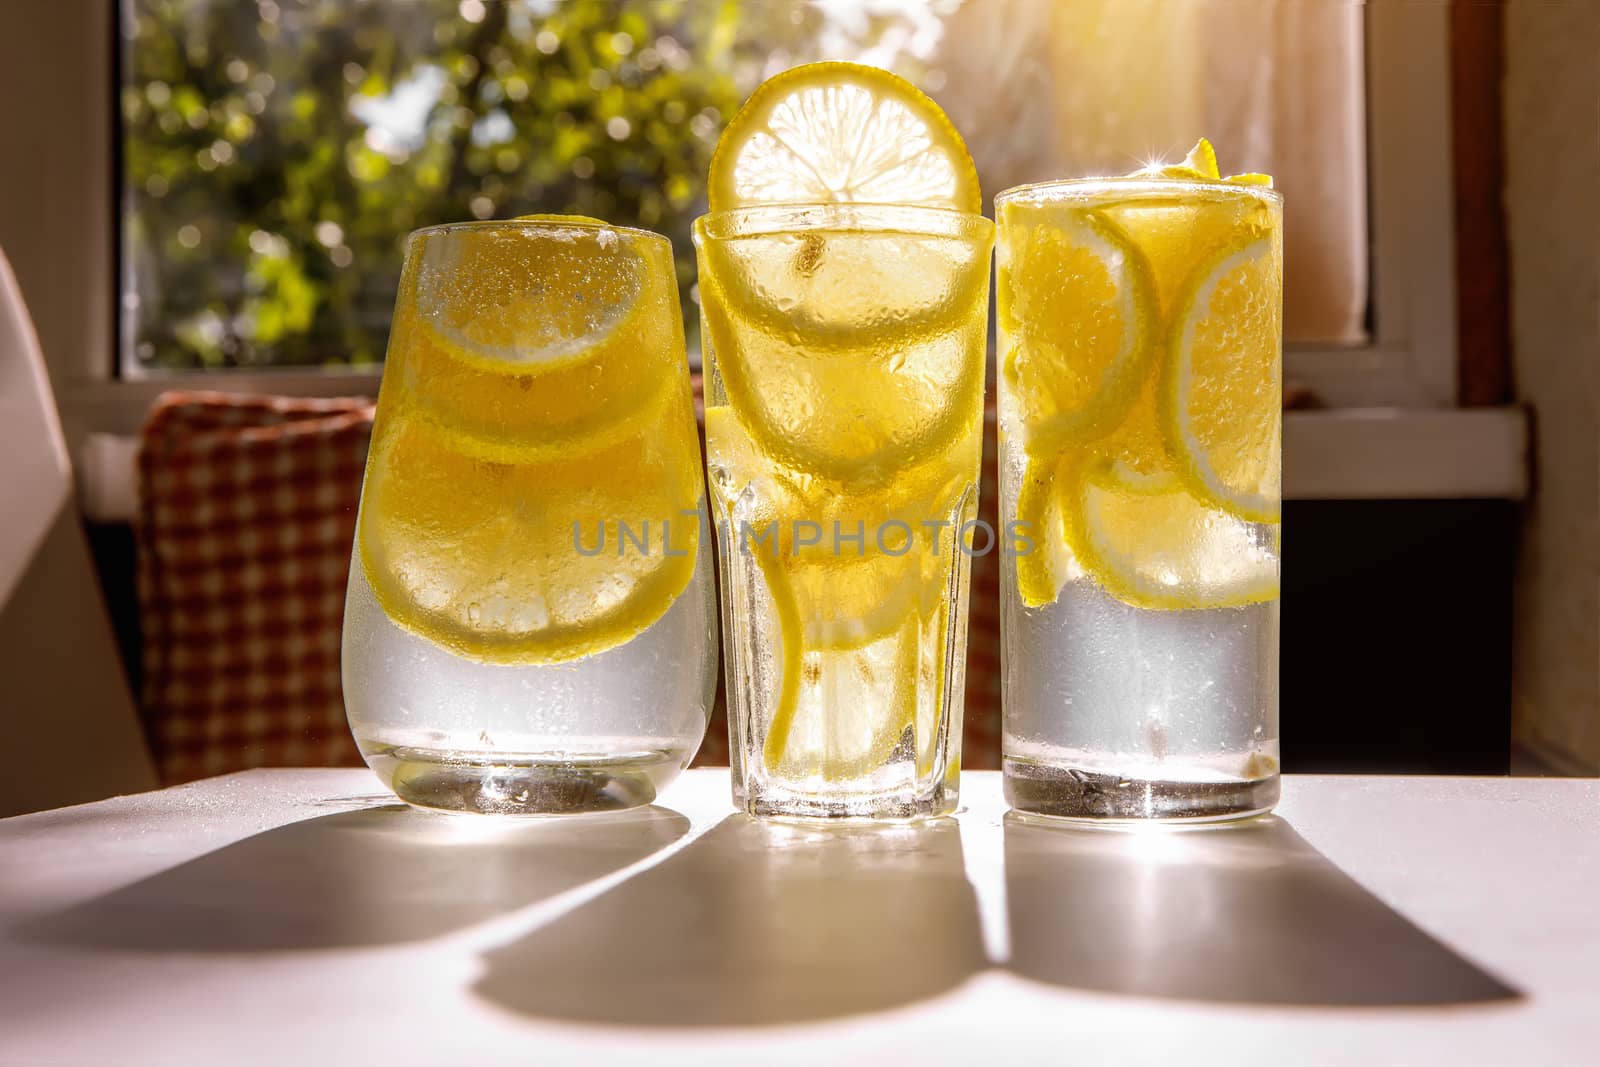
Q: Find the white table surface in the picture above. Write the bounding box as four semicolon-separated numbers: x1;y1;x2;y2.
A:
1;768;1596;1066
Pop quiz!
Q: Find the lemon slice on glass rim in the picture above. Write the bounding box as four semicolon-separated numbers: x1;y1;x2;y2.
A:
1136;137;1274;188
707;61;981;213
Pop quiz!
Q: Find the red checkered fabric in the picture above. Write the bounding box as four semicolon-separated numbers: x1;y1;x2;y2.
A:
135;391;373;784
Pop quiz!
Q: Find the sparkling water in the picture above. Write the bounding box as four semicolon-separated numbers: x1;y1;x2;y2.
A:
1001;556;1279;816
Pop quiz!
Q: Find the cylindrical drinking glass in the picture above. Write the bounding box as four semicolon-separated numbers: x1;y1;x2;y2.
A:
695;203;993;819
995;179;1282;820
343;218;718;815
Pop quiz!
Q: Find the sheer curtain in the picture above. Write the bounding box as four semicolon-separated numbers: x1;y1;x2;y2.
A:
937;0;1367;344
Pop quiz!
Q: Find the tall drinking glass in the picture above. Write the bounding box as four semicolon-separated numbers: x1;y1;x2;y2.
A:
995;179;1282;820
343;218;717;815
695;204;992;819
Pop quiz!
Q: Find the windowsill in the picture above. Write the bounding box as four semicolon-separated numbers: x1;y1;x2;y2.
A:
73;405;1530;523
1283;406;1527;501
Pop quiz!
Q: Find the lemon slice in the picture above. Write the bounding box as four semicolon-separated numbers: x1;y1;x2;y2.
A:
697;207;990;346
757;576;922;784
413;218;642;365
1164;232;1282;523
708;61;980;213
391;220;675;454
1061;456;1279;611
997;207;1159;457
1135;139;1275;189
1140;138;1221;182
358;383;703;664
513;213;610;225
782;550;923;651
1012;453;1079;609
698;234;986;487
755;520;954;779
705;405;965;649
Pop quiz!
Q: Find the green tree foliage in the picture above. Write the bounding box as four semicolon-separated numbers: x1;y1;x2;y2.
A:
123;0;869;370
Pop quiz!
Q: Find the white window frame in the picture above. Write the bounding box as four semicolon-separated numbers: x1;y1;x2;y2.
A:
9;0;1524;512
1286;0;1459;410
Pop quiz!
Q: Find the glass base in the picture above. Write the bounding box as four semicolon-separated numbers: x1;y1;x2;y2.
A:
744;784;958;821
360;742;689;815
1003;758;1279;822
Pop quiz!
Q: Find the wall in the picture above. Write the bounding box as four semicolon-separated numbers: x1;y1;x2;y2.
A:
1505;1;1600;771
0;0;113;439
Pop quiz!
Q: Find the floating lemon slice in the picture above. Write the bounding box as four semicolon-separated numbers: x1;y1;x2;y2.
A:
512;213;611;224
412;216;643;365
704;406;965;648
359;382;703;664
707;61;980;213
1012;453;1079;610
1007;139;1281;611
783;550;923;651
755;509;957;780
390;219;674;454
697;249;985;487
1163;232;1283;523
755;573;922;785
998;207;1159;457
697;209;990;347
1059;456;1279;612
705;406;961;777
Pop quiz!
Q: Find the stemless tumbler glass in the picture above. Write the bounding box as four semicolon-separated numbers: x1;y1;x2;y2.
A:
695;203;992;819
343;218;717;815
996;178;1283;820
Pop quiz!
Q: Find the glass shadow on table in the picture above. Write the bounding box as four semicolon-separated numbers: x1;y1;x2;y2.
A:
26;804;688;952
474;814;986;1027
1004;813;1519;1006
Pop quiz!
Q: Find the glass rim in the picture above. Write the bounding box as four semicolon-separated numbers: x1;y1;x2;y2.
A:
994;177;1282;208
405;216;670;247
694;201;994;241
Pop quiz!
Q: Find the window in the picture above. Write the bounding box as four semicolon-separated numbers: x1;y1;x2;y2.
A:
121;0;1378;375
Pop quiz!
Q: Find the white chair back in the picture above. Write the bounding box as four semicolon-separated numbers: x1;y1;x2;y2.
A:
0;245;156;815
